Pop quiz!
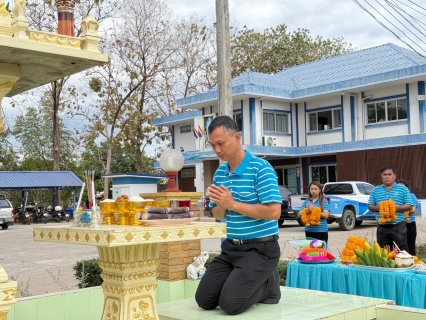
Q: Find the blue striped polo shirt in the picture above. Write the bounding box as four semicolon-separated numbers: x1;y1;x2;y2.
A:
368;183;415;225
209;151;282;239
407;193;418;224
299;198;329;232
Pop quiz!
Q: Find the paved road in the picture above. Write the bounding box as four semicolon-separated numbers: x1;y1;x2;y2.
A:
1;217;425;296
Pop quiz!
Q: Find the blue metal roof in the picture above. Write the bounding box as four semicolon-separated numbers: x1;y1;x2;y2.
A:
102;173;167;179
176;43;426;107
0;171;83;190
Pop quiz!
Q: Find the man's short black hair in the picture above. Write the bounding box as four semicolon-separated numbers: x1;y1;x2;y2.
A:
207;115;239;135
380;165;396;174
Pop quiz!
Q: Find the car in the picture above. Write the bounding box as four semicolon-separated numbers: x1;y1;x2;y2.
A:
277;186;307;227
0;198;14;230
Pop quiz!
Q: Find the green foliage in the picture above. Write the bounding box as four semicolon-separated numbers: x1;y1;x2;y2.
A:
277;260;289;286
231;24;354;77
205;253;219;269
205;253;288;286
416;243;426;262
73;258;103;289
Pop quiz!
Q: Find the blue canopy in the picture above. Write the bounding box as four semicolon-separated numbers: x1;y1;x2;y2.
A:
0;171;83;190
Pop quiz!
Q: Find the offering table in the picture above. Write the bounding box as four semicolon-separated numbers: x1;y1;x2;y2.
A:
286;262;426;308
33;222;226;320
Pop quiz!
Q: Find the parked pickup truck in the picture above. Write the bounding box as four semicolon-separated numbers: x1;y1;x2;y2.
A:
278;186;308;227
0;198;14;230
323;181;376;231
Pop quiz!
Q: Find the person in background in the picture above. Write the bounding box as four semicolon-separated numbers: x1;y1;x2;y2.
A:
368;166;414;251
195;116;282;315
396;179;418;255
298;181;330;243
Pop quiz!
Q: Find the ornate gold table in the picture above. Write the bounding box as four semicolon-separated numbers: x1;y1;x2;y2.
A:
33;222;226;320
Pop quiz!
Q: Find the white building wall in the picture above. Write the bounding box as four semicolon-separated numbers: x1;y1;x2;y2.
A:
342;95;352;142
307;131;342;146
297;103;306;146
174;125;196;152
242;98;251;145
365;123;408;139
364;84;405;99
356;93;365;141
194;164;204;192
409;82;420;134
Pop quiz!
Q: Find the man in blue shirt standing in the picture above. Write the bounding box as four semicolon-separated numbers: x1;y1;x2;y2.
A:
368;165;415;251
195;116;282;315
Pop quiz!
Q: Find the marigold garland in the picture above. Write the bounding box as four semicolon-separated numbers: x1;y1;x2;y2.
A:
340;236;366;261
405;211;410;223
378;199;397;224
300;207;321;227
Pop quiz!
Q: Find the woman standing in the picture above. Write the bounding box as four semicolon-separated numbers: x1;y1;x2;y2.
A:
298;181;330;242
396;179;418;256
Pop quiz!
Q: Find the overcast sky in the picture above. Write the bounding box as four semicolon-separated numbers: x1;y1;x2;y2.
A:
4;0;424;156
168;0;422;51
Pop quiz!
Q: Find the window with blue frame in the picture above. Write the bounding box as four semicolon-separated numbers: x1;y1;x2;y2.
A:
308;109;341;132
310;165;337;184
366;98;407;124
263;112;289;133
180;125;192;133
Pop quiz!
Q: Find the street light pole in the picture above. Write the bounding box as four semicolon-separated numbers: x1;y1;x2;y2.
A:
215;0;233;117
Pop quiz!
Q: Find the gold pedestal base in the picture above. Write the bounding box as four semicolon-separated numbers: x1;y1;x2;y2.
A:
97;244;161;320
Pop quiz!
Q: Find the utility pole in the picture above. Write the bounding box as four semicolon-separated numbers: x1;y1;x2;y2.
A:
215;0;233;117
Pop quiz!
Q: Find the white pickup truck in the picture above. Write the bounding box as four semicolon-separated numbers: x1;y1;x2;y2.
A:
323;181;376;231
0;198;14;230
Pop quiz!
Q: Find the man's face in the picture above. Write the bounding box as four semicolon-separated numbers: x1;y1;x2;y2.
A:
208;126;241;162
381;169;396;186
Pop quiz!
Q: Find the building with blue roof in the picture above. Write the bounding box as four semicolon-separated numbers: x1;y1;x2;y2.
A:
154;43;426;198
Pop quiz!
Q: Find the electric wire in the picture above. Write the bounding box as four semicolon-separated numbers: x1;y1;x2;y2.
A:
353;0;426;57
377;0;426;44
389;0;426;30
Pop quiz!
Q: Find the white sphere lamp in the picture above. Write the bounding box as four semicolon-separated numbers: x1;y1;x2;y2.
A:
159;149;185;192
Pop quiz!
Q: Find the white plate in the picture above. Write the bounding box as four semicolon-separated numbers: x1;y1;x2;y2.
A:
353;264;414;272
142;218;197;227
414;270;426;275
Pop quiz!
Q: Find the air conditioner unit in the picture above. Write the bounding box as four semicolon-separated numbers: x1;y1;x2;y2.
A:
262;136;276;146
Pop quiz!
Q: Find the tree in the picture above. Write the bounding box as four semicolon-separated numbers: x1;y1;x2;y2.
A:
24;0;121;171
231;24;354;77
71;0;216;198
0;129;19;171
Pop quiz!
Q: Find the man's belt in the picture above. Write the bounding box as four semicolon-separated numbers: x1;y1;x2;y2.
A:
229;235;278;245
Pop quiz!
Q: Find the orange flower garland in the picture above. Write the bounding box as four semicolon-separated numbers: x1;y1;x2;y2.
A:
300;207;321;226
405;211;410;223
341;236;366;261
378;199;397;223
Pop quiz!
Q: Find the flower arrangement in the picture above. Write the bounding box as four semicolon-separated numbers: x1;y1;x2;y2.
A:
340;236;366;261
378;199;397;223
299;207;321;226
404;211;410;223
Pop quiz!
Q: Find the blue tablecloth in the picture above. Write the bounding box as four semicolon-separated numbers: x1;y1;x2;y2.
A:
285;262;426;308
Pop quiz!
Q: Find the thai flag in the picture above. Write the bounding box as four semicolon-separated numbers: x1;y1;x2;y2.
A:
198;124;204;139
193;126;199;140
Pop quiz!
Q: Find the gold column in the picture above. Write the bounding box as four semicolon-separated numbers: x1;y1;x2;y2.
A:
97;243;161;320
0;63;21;133
0;266;17;320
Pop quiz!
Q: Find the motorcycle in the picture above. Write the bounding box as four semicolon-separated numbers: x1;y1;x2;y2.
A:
13;206;30;225
55;206;70;222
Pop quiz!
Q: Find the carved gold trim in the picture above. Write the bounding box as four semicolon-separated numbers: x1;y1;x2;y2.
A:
33;223;226;247
102;284;158;296
1;288;17;301
101;270;159;282
27;30;81;48
98;259;158;271
0;311;8;320
0;82;14;90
